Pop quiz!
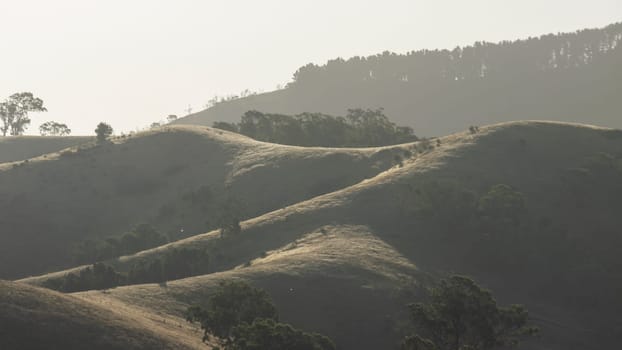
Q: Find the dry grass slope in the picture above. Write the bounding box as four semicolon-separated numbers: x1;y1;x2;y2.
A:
0;125;409;279
14;121;622;349
0;280;206;350
76;225;421;349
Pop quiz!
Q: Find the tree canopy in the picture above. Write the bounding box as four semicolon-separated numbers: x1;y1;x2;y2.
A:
95;122;113;142
0;92;47;136
39;121;71;136
186;280;279;341
403;275;537;350
229;318;336;350
186;280;335;350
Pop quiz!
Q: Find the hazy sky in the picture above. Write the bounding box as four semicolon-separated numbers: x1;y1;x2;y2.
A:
1;1;620;135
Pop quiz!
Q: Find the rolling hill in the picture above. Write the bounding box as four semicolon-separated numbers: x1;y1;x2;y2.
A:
0;280;205;350
14;120;622;349
0;125;408;279
174;22;622;136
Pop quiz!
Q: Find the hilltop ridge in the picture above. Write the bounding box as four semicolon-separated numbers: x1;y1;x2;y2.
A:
0;124;409;279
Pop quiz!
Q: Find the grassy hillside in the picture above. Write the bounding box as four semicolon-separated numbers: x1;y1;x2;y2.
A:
0;136;93;164
21;121;622;349
0;125;408;279
0;280;206;350
73;225;421;349
174;22;622;136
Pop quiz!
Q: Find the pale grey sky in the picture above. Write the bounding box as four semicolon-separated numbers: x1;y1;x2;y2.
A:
1;0;620;135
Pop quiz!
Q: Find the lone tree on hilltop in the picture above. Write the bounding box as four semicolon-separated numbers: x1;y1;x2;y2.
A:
402;275;537;350
0;92;47;136
95;122;113;143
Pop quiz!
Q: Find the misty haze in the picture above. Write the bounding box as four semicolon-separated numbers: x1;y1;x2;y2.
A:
1;1;621;349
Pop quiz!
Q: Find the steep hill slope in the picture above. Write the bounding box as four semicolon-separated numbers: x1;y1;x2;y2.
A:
175;22;622;136
75;225;421;350
23;121;622;349
0;136;93;163
0;125;407;279
0;280;205;350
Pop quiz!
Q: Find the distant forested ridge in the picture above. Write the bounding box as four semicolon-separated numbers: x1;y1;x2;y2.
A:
290;23;621;86
176;22;622;136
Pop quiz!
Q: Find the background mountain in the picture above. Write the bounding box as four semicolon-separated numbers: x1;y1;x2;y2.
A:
174;22;622;136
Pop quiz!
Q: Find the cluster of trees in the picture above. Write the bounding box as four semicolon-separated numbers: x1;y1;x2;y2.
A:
43;262;125;293
72;224;168;264
184;278;535;350
402;275;537;350
291;23;622;87
0;92;76;136
46;246;211;292
213;108;417;147
186;280;335;350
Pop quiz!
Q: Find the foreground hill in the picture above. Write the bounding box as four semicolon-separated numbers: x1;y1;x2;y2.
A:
175;22;622;136
0;125;407;279
74;225;420;349
0;280;205;350
0;136;93;164
22;121;622;349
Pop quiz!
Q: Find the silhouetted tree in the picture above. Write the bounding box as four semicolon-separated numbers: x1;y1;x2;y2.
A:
95;122;113;143
39;121;71;136
0;92;47;136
